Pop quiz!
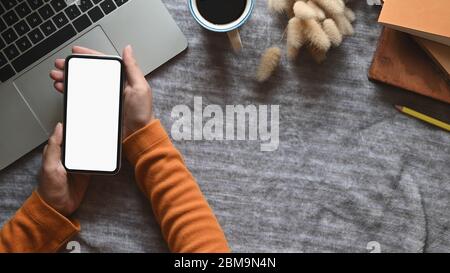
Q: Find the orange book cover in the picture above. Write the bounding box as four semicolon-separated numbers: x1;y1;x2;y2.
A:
378;0;450;46
414;37;450;80
369;28;450;104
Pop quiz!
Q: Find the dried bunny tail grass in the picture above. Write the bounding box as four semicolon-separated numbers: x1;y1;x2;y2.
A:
335;0;346;11
287;17;305;49
307;0;326;21
293;1;317;20
286;0;297;18
303;19;331;52
332;14;354;36
344;7;356;22
268;0;290;14
257;47;282;82
287;45;300;60
286;17;304;60
308;46;327;63
311;0;344;16
322;18;342;47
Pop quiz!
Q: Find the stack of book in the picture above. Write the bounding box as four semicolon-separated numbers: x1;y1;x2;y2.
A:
369;0;450;104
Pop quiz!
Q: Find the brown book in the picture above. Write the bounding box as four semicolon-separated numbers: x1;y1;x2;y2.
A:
368;28;450;104
378;0;450;46
414;37;450;81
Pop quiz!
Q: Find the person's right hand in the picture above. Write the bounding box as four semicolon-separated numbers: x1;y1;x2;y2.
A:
50;45;154;138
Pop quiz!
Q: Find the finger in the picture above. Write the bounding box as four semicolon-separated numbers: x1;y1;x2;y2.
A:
43;123;63;166
122;45;147;86
55;59;65;70
42;144;48;158
54;82;64;93
72;46;104;55
50;70;64;82
56;47;104;70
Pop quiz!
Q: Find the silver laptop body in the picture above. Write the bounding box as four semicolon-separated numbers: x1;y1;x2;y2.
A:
0;0;187;170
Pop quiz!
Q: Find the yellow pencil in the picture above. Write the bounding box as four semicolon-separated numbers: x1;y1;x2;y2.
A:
395;105;450;132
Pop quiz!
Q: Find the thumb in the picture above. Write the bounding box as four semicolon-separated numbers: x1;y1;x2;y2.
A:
43;123;63;166
122;45;146;86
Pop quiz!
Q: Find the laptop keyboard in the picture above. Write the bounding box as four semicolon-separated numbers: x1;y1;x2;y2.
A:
0;0;129;82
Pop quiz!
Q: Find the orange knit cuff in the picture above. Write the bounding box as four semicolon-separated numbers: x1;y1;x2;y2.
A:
22;191;80;252
122;119;169;165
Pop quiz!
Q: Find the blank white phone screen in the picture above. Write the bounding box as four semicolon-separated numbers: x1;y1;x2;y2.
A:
65;57;122;172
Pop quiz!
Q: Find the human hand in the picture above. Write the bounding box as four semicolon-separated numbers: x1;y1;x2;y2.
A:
50;45;154;138
37;123;90;216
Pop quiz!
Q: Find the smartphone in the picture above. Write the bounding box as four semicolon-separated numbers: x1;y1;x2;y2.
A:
62;55;125;174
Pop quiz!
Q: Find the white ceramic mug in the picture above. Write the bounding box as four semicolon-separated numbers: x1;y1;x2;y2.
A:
188;0;255;53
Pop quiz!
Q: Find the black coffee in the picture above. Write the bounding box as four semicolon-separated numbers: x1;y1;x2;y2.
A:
196;0;247;25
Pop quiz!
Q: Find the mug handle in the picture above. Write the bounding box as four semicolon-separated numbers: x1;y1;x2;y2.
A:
227;29;242;53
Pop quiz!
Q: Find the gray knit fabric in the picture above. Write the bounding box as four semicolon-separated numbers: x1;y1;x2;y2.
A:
1;1;449;253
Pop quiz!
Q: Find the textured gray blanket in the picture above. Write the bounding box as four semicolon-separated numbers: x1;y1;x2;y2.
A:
1;1;449;253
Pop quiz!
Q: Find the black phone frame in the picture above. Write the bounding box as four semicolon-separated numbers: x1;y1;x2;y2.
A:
62;54;125;175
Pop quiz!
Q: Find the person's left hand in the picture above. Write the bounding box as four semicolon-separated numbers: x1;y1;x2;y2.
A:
50;45;154;139
37;123;90;217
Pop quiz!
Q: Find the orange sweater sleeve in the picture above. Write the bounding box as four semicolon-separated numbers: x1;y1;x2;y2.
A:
123;120;230;253
0;191;80;252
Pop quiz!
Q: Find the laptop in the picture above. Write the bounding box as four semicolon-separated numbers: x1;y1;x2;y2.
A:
0;0;187;170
